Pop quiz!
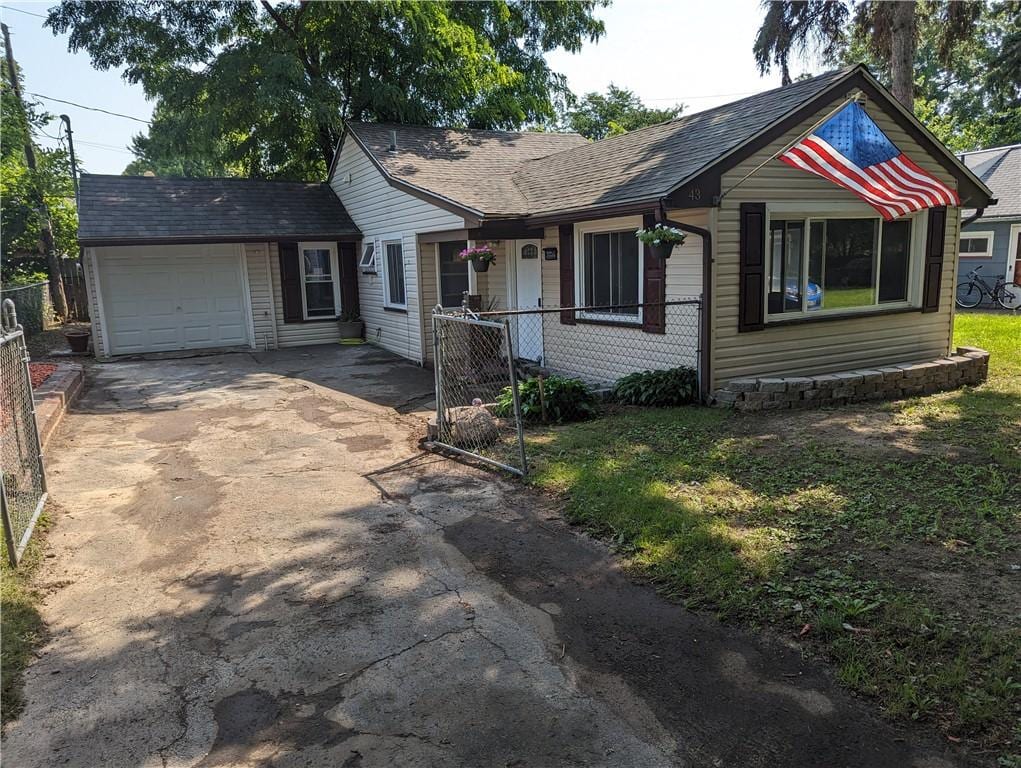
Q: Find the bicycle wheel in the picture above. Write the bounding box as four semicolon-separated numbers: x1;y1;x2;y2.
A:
996;282;1021;311
956;281;982;308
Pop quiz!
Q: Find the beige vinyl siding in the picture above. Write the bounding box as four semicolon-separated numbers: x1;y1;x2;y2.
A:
264;241;344;347
242;243;278;350
82;247;108;358
330;136;465;364
712;94;960;389
534;214;707;385
472;240;510;309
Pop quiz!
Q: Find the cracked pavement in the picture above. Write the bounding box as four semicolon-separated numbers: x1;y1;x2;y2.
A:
2;345;972;767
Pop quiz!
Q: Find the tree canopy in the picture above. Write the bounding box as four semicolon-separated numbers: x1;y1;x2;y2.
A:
562;84;682;140
753;0;1020;151
1;56;77;283
48;0;608;180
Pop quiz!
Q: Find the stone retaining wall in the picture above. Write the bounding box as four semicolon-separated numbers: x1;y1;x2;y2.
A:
712;347;989;411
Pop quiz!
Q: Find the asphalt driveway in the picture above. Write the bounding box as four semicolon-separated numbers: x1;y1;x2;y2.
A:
3;345;973;767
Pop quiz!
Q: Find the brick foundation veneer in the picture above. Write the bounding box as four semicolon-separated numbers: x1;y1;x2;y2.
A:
712;347;990;411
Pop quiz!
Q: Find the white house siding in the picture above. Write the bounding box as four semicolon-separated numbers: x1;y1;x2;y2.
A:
712;93;961;389
330;137;465;363
534;213;707;385
242;243;278;350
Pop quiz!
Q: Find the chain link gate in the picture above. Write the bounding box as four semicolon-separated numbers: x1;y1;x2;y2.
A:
1;299;48;566
429;309;527;475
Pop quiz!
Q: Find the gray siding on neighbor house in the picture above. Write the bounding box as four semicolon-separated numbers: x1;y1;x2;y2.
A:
329;134;465;364
712;92;961;389
958;219;1018;286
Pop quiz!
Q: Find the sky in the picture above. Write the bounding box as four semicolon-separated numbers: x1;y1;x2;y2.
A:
1;0;821;176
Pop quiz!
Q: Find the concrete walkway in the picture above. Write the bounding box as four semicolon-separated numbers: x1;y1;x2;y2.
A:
3;345;972;767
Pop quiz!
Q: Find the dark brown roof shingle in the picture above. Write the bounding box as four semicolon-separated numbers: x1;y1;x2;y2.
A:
78;174;359;245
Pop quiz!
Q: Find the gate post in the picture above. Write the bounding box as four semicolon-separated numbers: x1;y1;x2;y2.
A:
501;319;528;476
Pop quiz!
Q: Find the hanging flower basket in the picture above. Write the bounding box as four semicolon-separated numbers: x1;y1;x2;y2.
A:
459;244;496;273
636;224;686;260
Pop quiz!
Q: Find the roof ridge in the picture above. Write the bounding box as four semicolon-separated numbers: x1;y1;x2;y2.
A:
81;173;327;185
958;143;1021;156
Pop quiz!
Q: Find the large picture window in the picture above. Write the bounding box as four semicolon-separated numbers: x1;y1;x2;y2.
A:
580;229;640;317
382;238;406;308
767;214;916;318
299;242;341;319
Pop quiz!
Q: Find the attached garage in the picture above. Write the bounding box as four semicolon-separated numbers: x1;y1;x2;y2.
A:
77;174;361;358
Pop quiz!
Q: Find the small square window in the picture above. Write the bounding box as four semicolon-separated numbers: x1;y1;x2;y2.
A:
360;242;376;272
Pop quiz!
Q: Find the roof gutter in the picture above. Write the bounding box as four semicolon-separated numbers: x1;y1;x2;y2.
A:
657;199;713;403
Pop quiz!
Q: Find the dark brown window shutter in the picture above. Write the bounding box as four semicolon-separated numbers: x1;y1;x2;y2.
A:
338;241;359;317
921;206;946;314
559;224;576;325
738;202;766;332
642;213;666;334
278;242;302;323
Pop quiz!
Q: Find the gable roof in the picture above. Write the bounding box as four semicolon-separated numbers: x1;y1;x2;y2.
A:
341;123;588;218
78;174;360;246
960;144;1020;219
512;68;857;217
335;65;993;223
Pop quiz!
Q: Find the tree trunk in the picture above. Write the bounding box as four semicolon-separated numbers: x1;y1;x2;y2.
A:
889;1;916;109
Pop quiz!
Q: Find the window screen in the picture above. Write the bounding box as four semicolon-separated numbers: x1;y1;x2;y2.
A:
385;241;406;307
582;230;639;315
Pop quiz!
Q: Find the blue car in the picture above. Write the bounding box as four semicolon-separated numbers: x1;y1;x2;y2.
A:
785;278;823;309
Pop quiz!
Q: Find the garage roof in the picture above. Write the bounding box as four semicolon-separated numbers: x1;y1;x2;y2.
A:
78;174;360;246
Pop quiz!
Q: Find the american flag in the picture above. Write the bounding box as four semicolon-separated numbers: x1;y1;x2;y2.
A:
779;102;959;221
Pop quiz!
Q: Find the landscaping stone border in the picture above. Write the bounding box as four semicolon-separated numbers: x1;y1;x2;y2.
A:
711;347;990;411
33;362;85;446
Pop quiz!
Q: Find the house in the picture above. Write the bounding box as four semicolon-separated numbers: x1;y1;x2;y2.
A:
78;64;994;403
956;144;1020;291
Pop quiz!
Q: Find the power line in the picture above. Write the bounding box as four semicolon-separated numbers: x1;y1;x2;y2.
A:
28;92;152;124
0;5;48;20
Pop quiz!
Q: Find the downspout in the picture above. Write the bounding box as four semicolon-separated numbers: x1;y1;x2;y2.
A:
960;207;986;228
657;200;713;403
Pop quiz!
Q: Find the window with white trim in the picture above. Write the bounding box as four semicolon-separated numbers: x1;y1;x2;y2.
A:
299;242;341;319
382;238;407;308
359;242;376;272
766;212;918;319
959;232;993;259
578;228;641;319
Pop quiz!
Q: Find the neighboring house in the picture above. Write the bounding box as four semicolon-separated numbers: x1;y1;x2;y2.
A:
77;64;993;400
956;144;1021;289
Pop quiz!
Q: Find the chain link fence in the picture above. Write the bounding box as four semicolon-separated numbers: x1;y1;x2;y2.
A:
430;299;702;475
0;281;53;335
1;299;48;566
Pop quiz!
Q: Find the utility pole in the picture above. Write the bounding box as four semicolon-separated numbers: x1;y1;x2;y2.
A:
60;114;79;207
2;22;68;318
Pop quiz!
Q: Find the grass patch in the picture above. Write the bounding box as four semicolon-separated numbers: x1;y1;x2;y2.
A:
1;511;52;727
526;312;1021;758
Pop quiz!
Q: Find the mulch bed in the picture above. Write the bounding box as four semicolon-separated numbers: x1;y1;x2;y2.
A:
29;363;58;389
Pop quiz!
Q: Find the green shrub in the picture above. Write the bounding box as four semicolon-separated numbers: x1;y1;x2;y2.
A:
612;366;698;406
495;375;598;423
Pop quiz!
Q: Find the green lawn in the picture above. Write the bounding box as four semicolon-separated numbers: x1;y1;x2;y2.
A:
526;312;1021;761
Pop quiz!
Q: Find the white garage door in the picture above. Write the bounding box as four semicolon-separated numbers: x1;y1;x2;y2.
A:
97;244;250;355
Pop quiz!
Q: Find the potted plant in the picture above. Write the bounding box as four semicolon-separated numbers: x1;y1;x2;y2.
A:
337;309;364;341
63;326;90;354
635;224;687;260
459;244;496;273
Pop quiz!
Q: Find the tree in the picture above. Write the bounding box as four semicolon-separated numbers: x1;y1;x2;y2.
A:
752;1;980;109
47;1;608;179
563;84;683;140
1;38;77;290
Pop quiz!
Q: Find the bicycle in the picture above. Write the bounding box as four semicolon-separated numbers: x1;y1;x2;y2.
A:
955;265;1021;310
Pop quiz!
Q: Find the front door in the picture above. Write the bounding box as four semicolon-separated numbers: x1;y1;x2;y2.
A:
513;240;543;362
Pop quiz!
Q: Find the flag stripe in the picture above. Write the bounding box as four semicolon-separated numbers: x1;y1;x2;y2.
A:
779;150;902;220
892;155;959;205
801;137;927;214
864;163;936;208
786;140;912;218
